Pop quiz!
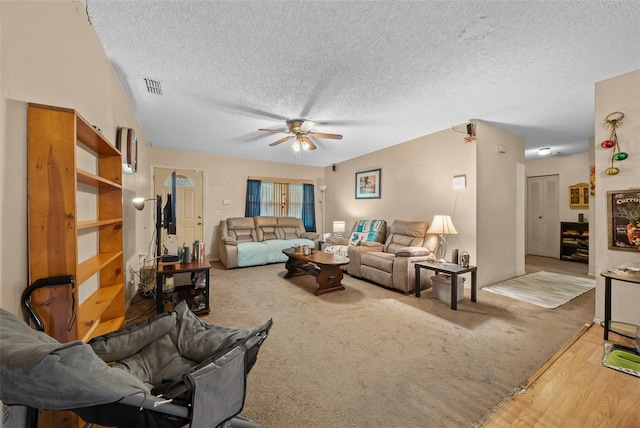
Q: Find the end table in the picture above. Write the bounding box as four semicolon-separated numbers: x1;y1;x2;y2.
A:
415;261;477;310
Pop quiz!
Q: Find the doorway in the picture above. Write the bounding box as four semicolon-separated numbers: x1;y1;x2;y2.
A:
526;175;559;258
154;167;204;249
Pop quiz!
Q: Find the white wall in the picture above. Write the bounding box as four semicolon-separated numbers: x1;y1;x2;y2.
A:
323;121;523;287
593;69;640;326
476;121;526;284
0;1;149;314
149;148;324;261
526;152;592;222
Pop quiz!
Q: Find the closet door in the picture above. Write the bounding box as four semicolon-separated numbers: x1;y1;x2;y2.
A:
527;175;559;257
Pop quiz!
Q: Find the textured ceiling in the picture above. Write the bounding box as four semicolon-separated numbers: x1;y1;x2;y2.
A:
86;1;640;167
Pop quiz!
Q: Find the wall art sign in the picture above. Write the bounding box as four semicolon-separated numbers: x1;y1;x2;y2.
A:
355;168;381;199
607;189;640;252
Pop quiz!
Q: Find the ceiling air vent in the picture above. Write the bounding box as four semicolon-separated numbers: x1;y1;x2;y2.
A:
143;77;163;95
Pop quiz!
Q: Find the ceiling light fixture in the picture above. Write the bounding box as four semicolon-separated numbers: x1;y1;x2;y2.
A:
538;147;551;156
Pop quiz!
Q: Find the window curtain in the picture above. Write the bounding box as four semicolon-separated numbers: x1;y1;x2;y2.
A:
287;183;304;218
260;182;275;216
245;180;315;232
302;183;316;232
245;179;261;217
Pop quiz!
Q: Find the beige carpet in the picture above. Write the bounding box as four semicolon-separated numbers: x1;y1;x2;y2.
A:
200;262;594;427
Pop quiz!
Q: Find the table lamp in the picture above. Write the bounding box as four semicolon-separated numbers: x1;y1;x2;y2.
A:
427;215;458;262
332;221;346;237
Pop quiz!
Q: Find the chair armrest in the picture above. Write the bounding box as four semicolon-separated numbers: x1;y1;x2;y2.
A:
394;246;432;257
220;236;237;246
360;241;383;249
326;236;348;246
302;232;319;240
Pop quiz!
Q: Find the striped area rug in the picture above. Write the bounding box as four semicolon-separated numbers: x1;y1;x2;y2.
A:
483;271;595;309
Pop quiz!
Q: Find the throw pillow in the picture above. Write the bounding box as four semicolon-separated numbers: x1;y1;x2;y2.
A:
349;232;367;246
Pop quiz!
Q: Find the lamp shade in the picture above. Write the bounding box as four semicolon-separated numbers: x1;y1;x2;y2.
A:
132;197;156;211
332;221;346;233
427;215;458;235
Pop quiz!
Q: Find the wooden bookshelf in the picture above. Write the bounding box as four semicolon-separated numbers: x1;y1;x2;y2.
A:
560;221;589;263
27;103;125;428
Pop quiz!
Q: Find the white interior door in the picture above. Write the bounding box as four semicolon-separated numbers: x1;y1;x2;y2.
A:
527;175;559;257
154;167;203;248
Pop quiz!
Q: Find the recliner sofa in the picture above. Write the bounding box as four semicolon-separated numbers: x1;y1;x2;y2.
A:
359;219;438;292
321;219;387;276
219;216;319;269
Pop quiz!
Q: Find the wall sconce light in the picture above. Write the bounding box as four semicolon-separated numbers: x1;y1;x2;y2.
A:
538;147;551;156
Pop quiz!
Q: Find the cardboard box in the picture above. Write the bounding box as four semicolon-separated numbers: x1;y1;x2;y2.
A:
432;274;465;303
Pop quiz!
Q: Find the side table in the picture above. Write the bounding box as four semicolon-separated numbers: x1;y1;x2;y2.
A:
600;271;640;340
415;261;477;310
156;260;211;315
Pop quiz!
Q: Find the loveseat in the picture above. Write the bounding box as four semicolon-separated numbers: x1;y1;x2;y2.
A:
321;219;387;276
219;216;319;269
359;219;438;292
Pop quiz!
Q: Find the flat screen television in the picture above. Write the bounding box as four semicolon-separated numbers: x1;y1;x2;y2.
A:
163;171;177;235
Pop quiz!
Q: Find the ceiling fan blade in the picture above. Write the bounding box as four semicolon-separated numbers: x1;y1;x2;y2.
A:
269;135;294;146
301;137;317;151
259;128;290;134
309;132;343;140
299;120;316;132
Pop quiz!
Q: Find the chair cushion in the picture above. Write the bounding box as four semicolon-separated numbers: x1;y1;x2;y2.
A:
361;251;395;273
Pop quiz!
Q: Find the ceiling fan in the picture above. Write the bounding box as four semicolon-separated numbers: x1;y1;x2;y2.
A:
259;119;343;152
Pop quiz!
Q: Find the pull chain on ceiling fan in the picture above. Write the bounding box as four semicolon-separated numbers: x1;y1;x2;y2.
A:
259;119;343;156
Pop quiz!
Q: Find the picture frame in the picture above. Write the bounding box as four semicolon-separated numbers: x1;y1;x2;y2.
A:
607;189;640;252
355;168;381;199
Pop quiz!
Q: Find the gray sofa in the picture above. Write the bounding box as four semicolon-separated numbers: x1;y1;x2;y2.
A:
219;216;319;269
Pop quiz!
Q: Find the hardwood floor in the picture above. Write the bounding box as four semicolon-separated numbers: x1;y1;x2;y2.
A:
483;325;639;427
483;256;640;427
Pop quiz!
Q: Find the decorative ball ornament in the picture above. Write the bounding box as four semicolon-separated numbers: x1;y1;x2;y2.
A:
601;140;615;149
605;167;620;176
602;111;628;175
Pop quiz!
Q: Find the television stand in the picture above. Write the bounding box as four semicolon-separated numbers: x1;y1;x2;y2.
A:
156;260;211;316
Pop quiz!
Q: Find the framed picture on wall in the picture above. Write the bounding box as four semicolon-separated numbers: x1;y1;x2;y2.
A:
355;168;381;199
607;189;640;252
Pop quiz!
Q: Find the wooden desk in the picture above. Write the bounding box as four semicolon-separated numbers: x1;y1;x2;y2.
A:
156;260;211;315
600;271;640;340
415;261;477;310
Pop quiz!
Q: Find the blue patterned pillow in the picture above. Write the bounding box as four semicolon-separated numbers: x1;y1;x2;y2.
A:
356;219;384;242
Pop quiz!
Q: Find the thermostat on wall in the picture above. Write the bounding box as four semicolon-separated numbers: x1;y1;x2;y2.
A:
453;174;466;190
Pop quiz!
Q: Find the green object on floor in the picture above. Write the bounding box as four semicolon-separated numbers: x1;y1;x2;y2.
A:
605;349;640;372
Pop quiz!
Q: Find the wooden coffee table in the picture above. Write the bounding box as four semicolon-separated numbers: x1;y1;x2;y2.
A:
282;248;349;295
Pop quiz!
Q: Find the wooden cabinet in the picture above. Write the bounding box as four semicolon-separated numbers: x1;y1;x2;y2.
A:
560;222;589;263
27;103;125;344
568;183;589;208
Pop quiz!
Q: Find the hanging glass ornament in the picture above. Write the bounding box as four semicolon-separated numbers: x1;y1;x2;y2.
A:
602;112;628;175
601;140;615;149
